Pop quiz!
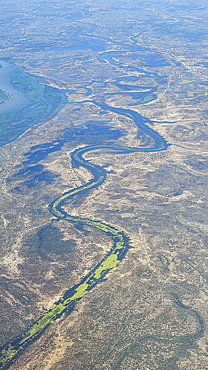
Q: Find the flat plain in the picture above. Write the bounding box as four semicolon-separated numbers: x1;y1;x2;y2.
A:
0;0;208;369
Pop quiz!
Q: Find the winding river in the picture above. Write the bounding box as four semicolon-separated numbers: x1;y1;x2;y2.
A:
0;99;168;369
0;52;204;369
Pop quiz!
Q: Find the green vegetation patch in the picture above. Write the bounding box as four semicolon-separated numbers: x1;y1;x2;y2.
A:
94;252;120;279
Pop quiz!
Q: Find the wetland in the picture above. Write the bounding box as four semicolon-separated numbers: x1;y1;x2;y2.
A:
1;0;208;369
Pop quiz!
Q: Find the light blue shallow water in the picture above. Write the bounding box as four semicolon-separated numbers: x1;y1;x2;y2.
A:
0;61;30;114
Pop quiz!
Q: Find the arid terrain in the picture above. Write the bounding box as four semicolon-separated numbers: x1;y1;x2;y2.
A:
0;0;208;369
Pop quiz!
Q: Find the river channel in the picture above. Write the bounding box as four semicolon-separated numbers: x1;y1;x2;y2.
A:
0;96;168;369
0;50;203;369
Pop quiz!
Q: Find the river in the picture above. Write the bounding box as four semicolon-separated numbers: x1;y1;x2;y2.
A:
0;61;30;114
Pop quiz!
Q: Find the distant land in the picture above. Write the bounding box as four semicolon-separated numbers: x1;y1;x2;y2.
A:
0;0;208;369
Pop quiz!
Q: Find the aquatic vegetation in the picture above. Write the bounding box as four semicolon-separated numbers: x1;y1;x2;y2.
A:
0;101;167;369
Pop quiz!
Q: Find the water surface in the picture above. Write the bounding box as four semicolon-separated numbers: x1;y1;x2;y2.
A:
0;61;30;114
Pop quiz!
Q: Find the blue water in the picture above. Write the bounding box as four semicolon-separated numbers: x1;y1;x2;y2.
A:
0;61;30;114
